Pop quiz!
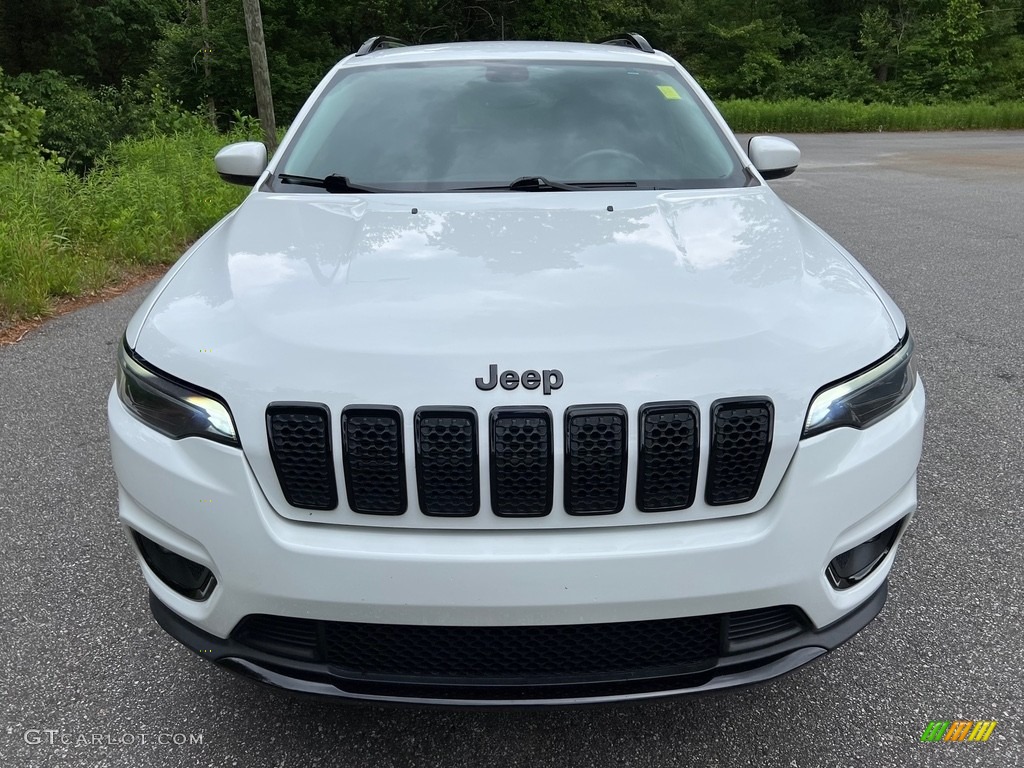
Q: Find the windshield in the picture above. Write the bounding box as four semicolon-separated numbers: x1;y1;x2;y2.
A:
275;60;748;192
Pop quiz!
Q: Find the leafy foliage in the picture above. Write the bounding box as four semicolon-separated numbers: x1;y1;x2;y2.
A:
0;68;45;162
4;1;1024;125
0;0;177;86
9;70;209;173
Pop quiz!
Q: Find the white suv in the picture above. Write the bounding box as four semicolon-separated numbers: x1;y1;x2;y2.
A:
108;35;925;705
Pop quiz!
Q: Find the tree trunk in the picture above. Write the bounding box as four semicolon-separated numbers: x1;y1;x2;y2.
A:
199;0;216;127
241;0;277;153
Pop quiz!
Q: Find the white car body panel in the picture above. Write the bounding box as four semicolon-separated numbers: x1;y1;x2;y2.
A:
108;39;925;704
132;188;899;528
110;382;923;635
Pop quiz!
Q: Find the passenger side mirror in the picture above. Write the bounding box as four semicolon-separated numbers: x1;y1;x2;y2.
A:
214;141;268;186
747;136;800;180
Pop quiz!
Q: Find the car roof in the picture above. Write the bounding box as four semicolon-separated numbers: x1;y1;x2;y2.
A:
337;40;677;70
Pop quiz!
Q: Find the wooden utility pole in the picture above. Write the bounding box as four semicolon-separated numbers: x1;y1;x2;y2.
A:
241;0;277;153
199;0;216;127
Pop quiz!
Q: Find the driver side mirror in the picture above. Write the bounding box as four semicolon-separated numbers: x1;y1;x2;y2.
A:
747;136;800;180
214;141;268;186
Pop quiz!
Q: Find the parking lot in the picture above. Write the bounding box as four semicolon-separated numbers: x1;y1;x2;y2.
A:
1;132;1022;767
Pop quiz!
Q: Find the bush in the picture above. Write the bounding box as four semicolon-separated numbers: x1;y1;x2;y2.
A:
0;67;44;162
766;49;882;103
9;70;118;173
9;70;209;174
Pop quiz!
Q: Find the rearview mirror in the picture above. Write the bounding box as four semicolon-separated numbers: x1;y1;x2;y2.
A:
214;142;268;186
747;136;800;180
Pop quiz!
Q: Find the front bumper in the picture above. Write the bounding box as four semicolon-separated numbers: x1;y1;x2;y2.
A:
150;582;887;705
109;380;924;704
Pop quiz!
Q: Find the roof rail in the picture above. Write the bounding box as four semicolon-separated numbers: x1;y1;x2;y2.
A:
355;36;409;56
597;33;654;53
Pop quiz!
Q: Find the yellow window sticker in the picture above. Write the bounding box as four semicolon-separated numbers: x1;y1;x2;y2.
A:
657;85;682;100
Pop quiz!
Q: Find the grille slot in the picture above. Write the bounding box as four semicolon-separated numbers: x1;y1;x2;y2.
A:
706;399;773;506
234;615;320;661
341;407;407;515
564;406;627;515
414;408;479;517
489;408;553;517
725;606;806;653
636;402;700;512
266;404;337;510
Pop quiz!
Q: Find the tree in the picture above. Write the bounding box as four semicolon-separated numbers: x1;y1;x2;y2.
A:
241;0;276;151
936;0;984;98
0;0;176;86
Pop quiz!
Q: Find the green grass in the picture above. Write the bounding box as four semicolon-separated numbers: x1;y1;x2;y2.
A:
720;99;1024;133
0;126;246;322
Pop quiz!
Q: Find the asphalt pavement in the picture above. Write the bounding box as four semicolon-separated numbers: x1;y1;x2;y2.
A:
2;132;1022;767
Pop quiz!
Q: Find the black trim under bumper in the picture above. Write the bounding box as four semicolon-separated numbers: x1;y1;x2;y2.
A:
149;582;887;707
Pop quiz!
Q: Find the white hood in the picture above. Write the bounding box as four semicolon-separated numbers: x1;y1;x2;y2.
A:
130;186;901;525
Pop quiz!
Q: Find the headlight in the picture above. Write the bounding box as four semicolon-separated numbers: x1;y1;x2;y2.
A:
116;339;239;446
803;332;918;439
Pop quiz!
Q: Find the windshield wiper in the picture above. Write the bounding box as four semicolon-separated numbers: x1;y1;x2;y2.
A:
453;177;642;192
567;180;640;189
277;173;382;193
453;176;584;192
508;176;583;191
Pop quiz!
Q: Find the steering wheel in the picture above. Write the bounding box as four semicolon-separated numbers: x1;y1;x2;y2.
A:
562;148;649;178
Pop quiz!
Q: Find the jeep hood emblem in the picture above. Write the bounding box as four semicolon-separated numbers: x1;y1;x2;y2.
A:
475;364;563;394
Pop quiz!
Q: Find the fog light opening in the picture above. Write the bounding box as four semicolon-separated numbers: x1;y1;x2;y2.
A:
826;517;906;590
132;531;216;601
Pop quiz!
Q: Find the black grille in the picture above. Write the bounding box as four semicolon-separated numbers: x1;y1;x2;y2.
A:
490;408;553;517
341;407;407;515
231;605;807;680
725;605;806;653
266;404;337;510
415;408;479;517
564;406;627;515
636;402;700;512
236;614;720;679
264;400;776;518
706;400;773;506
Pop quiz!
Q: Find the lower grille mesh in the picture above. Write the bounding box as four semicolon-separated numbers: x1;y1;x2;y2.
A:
322;617;718;678
231;605;808;679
